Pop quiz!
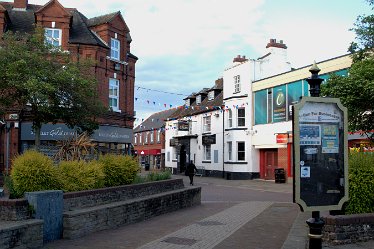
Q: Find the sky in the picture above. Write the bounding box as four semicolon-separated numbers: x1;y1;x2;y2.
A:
30;0;372;126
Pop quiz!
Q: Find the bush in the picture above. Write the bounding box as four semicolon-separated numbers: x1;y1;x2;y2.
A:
57;160;105;192
11;150;60;198
132;169;172;184
344;152;374;214
99;154;140;187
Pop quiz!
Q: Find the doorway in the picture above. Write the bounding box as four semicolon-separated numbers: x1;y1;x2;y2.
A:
179;145;186;173
263;149;278;180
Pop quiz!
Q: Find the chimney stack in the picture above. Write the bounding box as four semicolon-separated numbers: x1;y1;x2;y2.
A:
14;0;28;10
233;55;248;63
266;38;287;49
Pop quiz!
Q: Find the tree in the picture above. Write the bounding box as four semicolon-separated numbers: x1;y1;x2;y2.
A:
0;27;105;147
321;0;374;142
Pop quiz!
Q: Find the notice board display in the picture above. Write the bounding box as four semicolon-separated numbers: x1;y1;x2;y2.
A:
293;97;348;211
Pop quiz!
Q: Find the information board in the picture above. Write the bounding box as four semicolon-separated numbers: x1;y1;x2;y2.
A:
293;97;348;211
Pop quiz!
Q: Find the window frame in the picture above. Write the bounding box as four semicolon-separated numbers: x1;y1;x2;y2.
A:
145;131;149;144
204;144;211;161
111;38;120;61
228;109;233;128
234;75;241;93
150;131;154;144
203;115;211;133
109;78;120;111
237;142;245;161
208;91;214;101
227;141;232;161
237;108;245;127
134;134;137;145
157;130;161;143
196;95;202;105
45;28;62;47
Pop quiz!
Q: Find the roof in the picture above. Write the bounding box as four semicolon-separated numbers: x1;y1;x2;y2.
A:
134;108;178;132
0;1;121;48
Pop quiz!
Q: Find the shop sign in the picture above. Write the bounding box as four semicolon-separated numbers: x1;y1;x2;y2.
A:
276;133;289;144
170;138;179;147
202;134;216;145
293;97;348;212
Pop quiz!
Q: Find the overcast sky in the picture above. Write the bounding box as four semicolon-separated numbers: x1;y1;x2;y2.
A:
31;0;372;126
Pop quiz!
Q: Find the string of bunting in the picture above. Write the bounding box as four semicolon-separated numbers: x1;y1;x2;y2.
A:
135;102;249;130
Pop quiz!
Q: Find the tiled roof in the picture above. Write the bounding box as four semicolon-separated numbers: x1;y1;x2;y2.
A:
0;2;115;48
86;11;120;27
134;108;178;132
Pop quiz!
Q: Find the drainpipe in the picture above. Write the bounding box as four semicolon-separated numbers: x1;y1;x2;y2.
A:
222;106;225;179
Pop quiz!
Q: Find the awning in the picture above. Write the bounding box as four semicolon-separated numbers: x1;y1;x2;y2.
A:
254;144;287;149
136;149;161;155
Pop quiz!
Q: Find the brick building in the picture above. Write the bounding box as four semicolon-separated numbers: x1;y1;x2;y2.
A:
0;0;137;174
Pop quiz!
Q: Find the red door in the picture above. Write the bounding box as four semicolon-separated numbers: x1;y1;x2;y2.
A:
264;150;278;180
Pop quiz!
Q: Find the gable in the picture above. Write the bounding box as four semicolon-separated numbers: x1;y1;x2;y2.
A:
35;0;71;18
110;14;129;33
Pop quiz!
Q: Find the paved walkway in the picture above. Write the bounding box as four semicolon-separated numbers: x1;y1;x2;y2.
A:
42;175;374;249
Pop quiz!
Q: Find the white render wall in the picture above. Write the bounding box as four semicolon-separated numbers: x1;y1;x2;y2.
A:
252;121;292;147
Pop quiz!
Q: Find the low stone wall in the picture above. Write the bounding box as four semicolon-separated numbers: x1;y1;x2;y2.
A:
323;213;374;245
63;178;185;211
0;219;43;249
0;199;30;221
63;187;201;239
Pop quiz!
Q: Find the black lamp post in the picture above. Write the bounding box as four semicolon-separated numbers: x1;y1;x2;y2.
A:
306;61;324;97
305;61;325;249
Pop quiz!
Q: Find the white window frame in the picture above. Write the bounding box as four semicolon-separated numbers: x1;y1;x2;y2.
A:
237;142;245;161
196;95;202;105
111;38;120;60
185;99;190;106
139;133;143;144
227;141;232;161
45;28;62;47
173;147;178;160
109;78;120;111
237;107;245;127
204;144;211;161
208;91;214;101
134;134;137;145
234;75;241;93
203;116;211;133
145;131;149;144
150;131;154;143
157;130;161;143
228;109;233;128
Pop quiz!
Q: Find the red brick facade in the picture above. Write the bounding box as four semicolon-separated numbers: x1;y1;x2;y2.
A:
0;0;137;173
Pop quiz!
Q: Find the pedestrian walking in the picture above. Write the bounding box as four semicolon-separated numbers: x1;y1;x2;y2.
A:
186;160;198;185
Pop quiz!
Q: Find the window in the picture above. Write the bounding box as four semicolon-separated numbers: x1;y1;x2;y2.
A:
203;116;211;133
185;99;190;106
145;132;149;144
196;95;202;105
228;109;233;128
237;142;245;161
134;134;137;145
237;108;245;127
204;144;211;161
157;130;161;143
150;131;154;143
111;38;120;60
234;75;241;93
45;28;62;47
208;91;214;100
173;147;178;160
139;133;142;144
227;141;232;161
109;78;119;111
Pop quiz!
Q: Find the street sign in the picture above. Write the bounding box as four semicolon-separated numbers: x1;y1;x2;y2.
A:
293;97;349;211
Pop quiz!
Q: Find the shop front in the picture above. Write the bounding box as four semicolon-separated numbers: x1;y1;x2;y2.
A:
136;149;161;170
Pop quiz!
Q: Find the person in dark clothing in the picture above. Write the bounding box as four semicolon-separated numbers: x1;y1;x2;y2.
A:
186;160;198;185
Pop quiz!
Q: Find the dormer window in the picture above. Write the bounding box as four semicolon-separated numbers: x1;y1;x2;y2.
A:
45;28;62;47
111;38;120;60
196;95;202;105
185;99;190;106
208;91;214;101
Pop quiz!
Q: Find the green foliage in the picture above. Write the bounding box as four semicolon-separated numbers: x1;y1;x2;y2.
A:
57;160;105;192
11;150;60;198
99;154;140;187
3;175;17;199
321;58;374;142
344;152;374;214
0;27;105;147
132;169;172;184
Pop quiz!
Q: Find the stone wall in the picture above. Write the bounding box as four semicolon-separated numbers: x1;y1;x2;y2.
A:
63;178;185;210
63;187;201;239
323;213;374;245
0;199;30;221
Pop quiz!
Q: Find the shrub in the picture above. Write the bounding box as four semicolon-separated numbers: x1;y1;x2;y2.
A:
99;154;140;187
146;169;172;182
11;150;60;198
57;160;105;192
344;152;374;214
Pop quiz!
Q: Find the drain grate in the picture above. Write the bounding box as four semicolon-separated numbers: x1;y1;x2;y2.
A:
197;220;225;226
161;237;198;246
